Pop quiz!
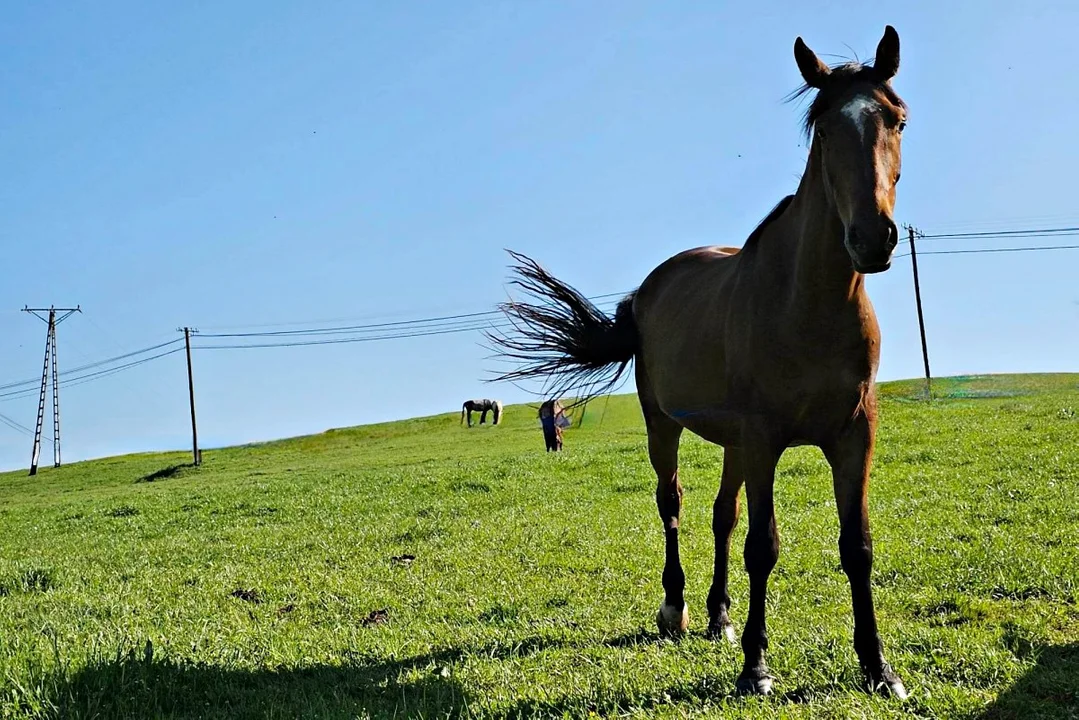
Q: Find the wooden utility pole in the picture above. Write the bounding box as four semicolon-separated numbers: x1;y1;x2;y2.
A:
906;226;932;398
22;306;80;476
180;327;201;465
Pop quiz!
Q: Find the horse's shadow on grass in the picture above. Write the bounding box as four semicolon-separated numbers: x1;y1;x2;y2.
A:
48;644;475;719
973;642;1079;719
50;634;655;719
43;631;730;719
43;635;1078;718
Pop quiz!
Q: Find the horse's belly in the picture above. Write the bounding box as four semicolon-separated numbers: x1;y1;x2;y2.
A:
674;409;745;447
636;308;742;444
643;354;746;445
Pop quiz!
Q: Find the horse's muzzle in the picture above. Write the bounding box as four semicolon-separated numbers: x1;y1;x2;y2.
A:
845;217;898;274
851;258;893;274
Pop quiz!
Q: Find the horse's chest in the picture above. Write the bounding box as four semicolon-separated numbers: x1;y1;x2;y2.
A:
727;325;874;425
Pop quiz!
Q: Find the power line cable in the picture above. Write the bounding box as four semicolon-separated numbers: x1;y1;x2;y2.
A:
0;348;184;402
0;338;184;393
81;316;180;408
917;244;1079;256
195;304;518;332
920;226;1079;240
194;319;537;350
198;315;512;339
55;338;183;375
0;296;623;394
0;410;48;440
196;291;630;339
193;295;627;347
893;243;1079;260
195;299;627;350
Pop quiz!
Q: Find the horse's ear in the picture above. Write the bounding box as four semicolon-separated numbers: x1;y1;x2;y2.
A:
794;37;830;89
873;25;900;81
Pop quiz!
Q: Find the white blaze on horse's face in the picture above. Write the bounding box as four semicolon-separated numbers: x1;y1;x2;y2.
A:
819;89;902;274
840;96;881;143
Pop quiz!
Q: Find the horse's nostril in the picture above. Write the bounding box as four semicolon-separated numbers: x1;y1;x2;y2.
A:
886;225;898;250
848;227;865;251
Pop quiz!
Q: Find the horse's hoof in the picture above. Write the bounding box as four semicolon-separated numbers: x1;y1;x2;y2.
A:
735;669;774;696
865;663;908;700
656;602;689;637
705;620;738;645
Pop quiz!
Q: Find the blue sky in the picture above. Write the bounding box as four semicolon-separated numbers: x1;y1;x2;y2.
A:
2;1;1077;471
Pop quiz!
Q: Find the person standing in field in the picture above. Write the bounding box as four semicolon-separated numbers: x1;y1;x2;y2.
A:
539;399;570;451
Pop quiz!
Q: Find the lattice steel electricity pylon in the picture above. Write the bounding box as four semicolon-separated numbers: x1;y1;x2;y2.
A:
22;306;80;476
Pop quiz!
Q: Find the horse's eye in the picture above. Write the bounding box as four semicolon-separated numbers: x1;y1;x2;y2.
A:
897;121;907;133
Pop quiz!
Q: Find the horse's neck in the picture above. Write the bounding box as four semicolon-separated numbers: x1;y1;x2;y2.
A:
764;142;866;312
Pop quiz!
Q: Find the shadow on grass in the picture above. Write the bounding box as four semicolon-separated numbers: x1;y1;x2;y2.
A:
974;643;1079;719
496;677;818;718
40;647;470;719
137;465;192;483
602;628;661;648
35;636;583;719
31;632;752;719
31;631;987;718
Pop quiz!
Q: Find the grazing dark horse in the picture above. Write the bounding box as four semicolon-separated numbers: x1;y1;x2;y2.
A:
490;27;908;699
461;399;502;427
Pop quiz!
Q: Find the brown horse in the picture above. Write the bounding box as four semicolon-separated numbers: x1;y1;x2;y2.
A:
490;27;908;698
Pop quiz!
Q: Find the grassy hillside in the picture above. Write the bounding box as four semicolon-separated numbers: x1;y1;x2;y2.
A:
1;374;1077;719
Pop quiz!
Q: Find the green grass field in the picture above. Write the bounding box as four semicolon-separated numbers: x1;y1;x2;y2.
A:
1;373;1077;719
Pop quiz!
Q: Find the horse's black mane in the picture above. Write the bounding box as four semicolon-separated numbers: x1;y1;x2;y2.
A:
742;194;795;251
787;62;907;141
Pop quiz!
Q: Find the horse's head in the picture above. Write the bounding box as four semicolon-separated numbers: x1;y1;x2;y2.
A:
793;26;907;274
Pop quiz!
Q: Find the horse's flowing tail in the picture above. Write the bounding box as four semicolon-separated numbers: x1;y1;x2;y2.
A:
460;404;467;426
487;251;638;406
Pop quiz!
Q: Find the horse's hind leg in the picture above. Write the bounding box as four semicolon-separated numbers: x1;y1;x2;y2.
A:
643;405;687;636
706;447;743;643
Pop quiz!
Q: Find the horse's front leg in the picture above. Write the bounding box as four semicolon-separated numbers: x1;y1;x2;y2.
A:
647;414;687;636
824;413;907;699
736;424;782;695
706;447;743;643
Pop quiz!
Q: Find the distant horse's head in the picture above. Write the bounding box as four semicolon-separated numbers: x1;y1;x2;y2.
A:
793;26;907;274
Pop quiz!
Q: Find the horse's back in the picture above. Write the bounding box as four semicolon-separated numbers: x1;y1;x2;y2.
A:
634;245;742;326
631;245;748;437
